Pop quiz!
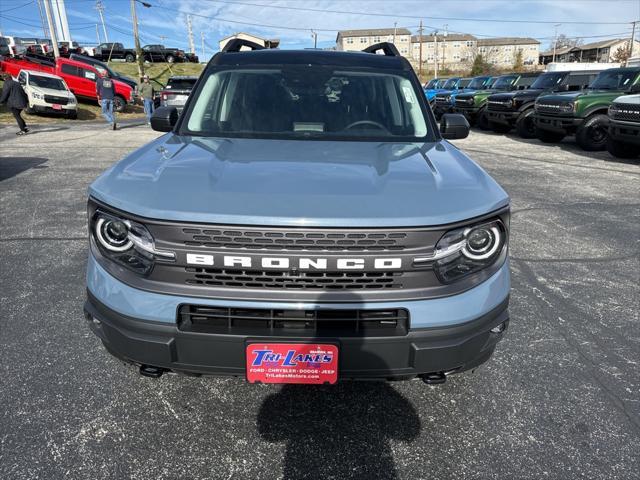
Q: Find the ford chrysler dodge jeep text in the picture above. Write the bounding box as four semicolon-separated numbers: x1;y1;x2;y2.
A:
84;41;511;385
534;67;640;150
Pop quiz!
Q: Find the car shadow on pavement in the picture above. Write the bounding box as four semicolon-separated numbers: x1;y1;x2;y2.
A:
27;127;70;135
255;292;421;479
257;382;421;480
0;157;48;181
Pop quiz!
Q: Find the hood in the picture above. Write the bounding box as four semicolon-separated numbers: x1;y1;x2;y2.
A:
537;89;621;104
89;136;509;228
30;86;72;98
612;94;640;106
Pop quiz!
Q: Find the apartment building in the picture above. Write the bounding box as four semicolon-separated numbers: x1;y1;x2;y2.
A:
539;38;640;64
219;32;279;51
336;28;412;56
411;34;477;69
477;37;540;67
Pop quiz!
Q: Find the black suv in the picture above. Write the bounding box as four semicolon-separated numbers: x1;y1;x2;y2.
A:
487;70;598;138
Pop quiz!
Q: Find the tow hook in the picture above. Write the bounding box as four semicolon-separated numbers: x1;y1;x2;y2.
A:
420;372;446;385
139;365;166;378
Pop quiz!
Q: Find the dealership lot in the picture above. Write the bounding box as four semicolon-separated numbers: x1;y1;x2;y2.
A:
0;123;638;479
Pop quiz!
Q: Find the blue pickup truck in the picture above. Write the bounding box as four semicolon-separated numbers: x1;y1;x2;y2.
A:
84;41;510;385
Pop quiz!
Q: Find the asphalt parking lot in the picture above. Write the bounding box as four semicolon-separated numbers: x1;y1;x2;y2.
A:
1;122;638;479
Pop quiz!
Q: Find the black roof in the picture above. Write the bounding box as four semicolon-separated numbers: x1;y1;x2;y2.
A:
211;49;411;71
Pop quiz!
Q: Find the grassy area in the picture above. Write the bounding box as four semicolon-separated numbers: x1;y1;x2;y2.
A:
0;61;204;125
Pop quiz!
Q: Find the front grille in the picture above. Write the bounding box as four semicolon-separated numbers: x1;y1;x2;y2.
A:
487;100;512;111
455;97;474;106
44;95;69;105
178;304;409;336
535;103;565;114
435;96;450;105
185;267;404;290
181;227;408;251
610;105;640;122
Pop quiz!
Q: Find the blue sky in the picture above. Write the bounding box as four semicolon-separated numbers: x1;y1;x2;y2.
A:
0;0;637;61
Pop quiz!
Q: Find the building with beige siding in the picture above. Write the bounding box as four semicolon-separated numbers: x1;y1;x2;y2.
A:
336;28;412;56
539;38;640;64
477;37;540;68
411;34;477;69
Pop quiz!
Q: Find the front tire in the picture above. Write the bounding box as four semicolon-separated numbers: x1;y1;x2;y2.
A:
537;128;565;143
67;110;78;120
166;54;175;64
476;106;490;130
576;114;609;151
125;53;135;63
113;95;126;113
515;108;537;138
606;137;639;159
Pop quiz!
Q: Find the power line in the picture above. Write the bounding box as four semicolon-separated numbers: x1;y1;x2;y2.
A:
196;0;634;25
0;1;34;13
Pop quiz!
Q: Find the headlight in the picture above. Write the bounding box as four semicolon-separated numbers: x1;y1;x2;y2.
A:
432;219;507;284
559;102;575;113
91;210;175;275
32;92;43;100
69;96;77;104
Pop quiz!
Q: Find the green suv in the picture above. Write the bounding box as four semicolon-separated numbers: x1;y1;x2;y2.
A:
454;72;539;129
533;67;640;151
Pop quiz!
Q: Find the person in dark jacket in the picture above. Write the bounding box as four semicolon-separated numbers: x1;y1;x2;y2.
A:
96;74;117;130
0;73;29;135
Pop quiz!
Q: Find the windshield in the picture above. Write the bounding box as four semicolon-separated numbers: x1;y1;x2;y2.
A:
441;78;459;89
467;77;489;89
458;78;472;88
492;75;517;89
167;78;197;90
29;75;66;90
531;72;566;89
588;70;639;90
424;79;438;89
184;67;430;141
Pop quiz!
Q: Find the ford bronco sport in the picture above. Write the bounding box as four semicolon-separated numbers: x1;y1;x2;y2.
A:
84;41;511;385
534;67;640;151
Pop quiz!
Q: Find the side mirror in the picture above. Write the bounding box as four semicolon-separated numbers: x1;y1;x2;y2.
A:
440;113;470;140
151;106;178;132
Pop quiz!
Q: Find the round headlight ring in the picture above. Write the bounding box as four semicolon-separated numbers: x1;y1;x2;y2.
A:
95;217;133;252
462;226;501;260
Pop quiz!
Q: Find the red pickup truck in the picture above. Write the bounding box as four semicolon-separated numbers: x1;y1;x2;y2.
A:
1;55;133;112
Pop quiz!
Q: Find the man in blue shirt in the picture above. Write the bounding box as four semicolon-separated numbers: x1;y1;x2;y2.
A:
96;75;116;130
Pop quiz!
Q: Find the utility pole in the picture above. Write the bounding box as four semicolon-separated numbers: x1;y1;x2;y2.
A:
36;0;50;39
393;22;397;44
95;1;108;43
418;20;423;80
433;30;438;79
43;0;60;58
311;30;318;48
95;23;100;43
628;21;637;66
552;23;561;63
131;0;145;78
442;24;448;72
187;15;195;55
201;32;205;61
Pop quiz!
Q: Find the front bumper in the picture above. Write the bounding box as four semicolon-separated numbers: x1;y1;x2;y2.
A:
31;104;76;115
454;105;481;118
609;119;640;145
534;113;582;134
85;255;510;380
486;110;520;125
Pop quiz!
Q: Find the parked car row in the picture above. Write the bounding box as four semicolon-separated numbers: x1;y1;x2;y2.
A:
1;35;199;63
425;66;640;159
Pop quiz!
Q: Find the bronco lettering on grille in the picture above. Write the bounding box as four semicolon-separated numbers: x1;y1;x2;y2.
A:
185;254;402;270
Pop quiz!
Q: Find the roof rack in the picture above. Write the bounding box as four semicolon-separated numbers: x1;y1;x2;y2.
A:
362;42;400;57
222;38;266;53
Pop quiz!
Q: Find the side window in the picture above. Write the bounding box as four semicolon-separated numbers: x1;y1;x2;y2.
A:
516;76;536;89
566;74;591;91
18;71;27;84
82;69;97;81
61;64;79;76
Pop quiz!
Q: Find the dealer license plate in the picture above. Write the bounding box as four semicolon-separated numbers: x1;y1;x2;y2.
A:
246;343;338;384
52;104;62;110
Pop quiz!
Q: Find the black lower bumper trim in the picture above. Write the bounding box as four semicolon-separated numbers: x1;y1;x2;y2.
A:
84;291;509;380
487;110;519;125
609;122;640;145
534;114;582;134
